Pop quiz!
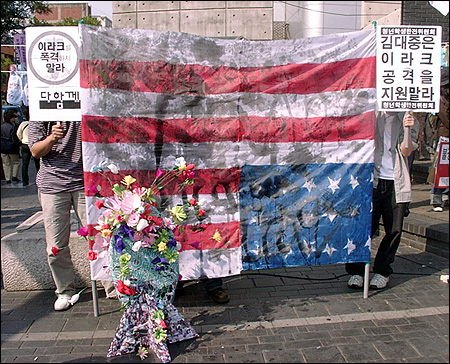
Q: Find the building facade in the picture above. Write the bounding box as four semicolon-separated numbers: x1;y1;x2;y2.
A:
112;1;274;40
34;2;91;24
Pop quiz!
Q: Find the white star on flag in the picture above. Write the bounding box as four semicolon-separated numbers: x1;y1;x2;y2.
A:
365;236;371;248
327;177;341;194
322;243;337;256
302;240;316;257
303;179;316;193
344;238;356;255
350;175;359;189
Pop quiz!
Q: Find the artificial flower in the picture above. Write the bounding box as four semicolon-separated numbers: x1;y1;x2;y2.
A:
116;280;136;296
212;229;222;243
157;242;167;252
156;168;165;178
170;205;187;223
51;247;60;256
77;226;89;237
127;212;140;227
87;250;98;261
101;229;112;237
122;175;136;187
154;327;167;342
95;200;104;209
136;218;149;232
132;240;142;252
107;163;119;174
175;156;187;170
90;161;107;173
119;253;131;265
137;346;148;360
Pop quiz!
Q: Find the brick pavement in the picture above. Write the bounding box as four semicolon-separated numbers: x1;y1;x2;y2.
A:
1;237;449;363
1;162;449;363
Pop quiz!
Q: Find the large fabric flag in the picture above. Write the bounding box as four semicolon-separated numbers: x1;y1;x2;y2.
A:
79;24;376;281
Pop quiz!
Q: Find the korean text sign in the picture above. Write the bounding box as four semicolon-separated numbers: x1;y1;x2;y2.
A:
376;26;442;112
26;27;81;121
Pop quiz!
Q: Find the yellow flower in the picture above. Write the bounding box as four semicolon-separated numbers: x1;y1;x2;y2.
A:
158;242;167;251
212;229;222;243
170;205;187;223
101;229;112;237
121;175;136;187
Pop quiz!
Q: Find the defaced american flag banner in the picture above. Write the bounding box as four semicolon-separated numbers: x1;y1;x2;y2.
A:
78;24;377;281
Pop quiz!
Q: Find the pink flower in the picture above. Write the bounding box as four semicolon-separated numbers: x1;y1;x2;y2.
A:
77;226;89;237
127;212;140;227
88;185;99;194
156;169;165;178
141;233;157;248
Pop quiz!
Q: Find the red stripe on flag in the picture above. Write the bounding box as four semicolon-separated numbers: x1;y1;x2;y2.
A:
82;112;375;144
80;57;375;95
86;221;241;251
84;168;241;197
175;221;241;251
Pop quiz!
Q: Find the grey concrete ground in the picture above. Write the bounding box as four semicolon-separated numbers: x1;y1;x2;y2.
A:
1;161;449;363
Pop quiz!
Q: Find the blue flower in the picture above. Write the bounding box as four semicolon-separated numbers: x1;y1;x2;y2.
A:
114;235;126;253
167;237;177;248
118;224;134;239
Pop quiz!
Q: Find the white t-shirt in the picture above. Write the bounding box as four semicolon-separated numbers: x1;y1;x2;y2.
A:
379;113;395;180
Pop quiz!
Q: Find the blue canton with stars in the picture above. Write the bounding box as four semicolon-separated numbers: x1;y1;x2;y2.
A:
240;163;373;270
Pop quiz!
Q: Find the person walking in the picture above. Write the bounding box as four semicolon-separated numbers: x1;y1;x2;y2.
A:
346;111;419;290
1;109;22;184
16;120;40;186
29;121;116;311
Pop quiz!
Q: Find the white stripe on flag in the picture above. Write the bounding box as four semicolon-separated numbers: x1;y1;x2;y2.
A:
82;140;375;172
80;88;376;120
80;25;375;67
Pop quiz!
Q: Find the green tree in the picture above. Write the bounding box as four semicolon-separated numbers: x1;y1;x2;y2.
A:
1;1;50;43
55;16;101;26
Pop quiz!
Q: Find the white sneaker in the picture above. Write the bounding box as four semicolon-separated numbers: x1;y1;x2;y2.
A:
54;296;71;311
348;275;364;289
433;206;443;212
369;273;390;289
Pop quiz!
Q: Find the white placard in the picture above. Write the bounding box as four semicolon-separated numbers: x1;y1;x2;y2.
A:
376;25;442;112
26;27;81;121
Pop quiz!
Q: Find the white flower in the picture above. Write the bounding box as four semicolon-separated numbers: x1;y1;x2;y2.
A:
107;163;119;174
132;240;142;252
175;156;187;169
136;218;149;232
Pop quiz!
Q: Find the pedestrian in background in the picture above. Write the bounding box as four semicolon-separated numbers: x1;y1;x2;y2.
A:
346;111;419;290
16;120;40;186
1;109;21;184
29;121;116;311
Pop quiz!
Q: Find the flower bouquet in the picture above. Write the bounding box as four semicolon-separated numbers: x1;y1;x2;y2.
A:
86;157;205;362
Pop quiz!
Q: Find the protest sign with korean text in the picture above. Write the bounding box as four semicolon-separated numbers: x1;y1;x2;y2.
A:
377;26;442;112
26;27;81;121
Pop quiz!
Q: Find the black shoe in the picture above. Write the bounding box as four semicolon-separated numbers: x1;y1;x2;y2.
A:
12;177;21;182
207;288;229;304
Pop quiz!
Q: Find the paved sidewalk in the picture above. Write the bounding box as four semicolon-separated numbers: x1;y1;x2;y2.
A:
1;241;449;363
1;165;449;363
